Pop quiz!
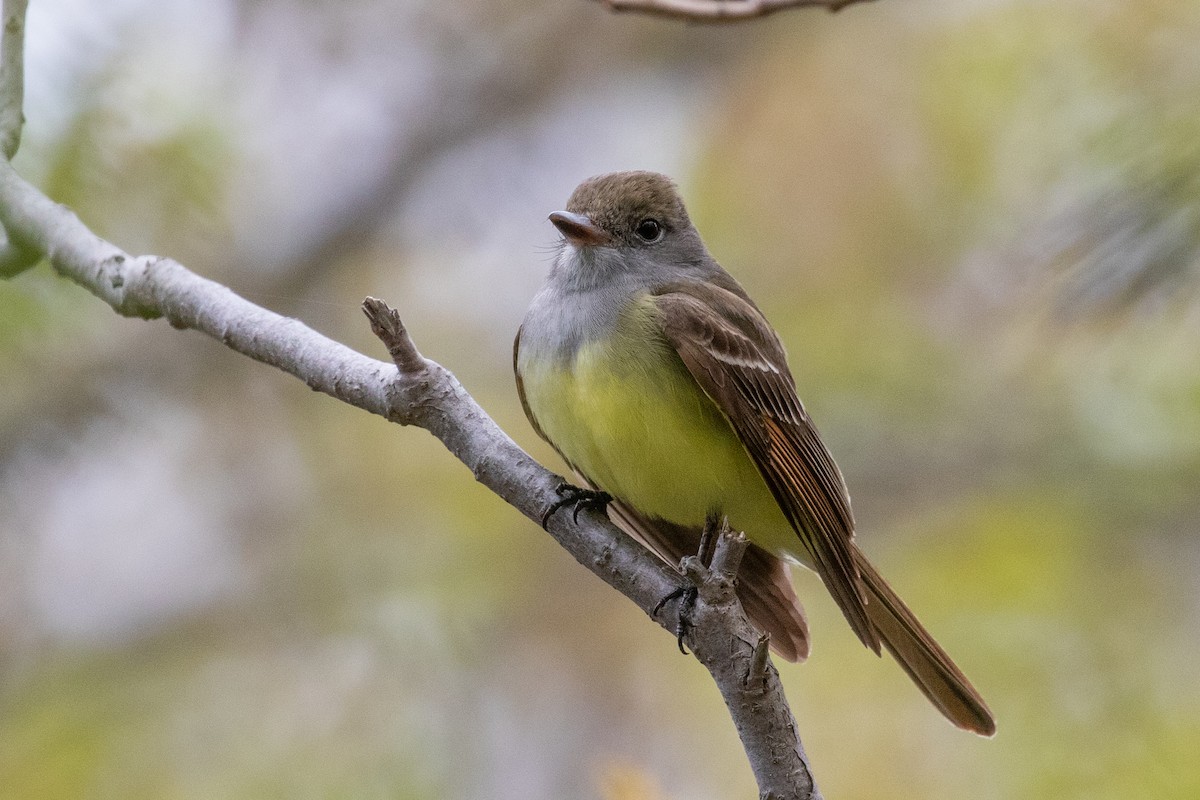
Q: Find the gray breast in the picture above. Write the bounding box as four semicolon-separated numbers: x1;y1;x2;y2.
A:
520;248;650;365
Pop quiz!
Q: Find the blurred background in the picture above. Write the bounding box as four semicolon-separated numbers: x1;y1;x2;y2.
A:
2;0;1199;797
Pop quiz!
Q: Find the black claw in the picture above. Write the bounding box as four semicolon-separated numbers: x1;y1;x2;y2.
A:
653;586;687;617
541;483;612;529
653;584;698;656
650;519;727;658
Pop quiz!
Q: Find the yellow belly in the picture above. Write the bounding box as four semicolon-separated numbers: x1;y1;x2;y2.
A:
520;301;800;559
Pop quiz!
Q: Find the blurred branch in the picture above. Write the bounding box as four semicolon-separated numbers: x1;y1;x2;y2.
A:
594;0;875;23
0;0;25;160
0;154;822;797
0;0;29;277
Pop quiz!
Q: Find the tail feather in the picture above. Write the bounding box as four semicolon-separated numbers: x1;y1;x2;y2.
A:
738;543;810;662
602;483;991;731
854;546;996;736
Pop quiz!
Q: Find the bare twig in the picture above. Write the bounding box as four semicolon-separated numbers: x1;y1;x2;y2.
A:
594;0;875;23
0;0;26;160
745;632;772;690
362;296;427;375
709;519;747;579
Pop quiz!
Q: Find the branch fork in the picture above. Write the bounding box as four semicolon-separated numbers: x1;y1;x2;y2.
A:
678;523;773;689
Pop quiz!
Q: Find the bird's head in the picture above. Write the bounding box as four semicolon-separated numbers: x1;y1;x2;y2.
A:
547;172;711;287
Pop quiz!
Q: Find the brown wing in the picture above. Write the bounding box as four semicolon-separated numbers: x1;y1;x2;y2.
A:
652;283;879;653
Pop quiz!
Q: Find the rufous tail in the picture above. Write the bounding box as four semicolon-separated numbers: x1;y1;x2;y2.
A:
854;546;996;736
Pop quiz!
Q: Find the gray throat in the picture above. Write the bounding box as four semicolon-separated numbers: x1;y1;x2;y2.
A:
520;245;651;364
520;241;721;365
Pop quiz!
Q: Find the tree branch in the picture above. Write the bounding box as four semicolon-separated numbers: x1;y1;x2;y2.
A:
0;4;823;796
0;153;822;797
362;299;822;799
593;0;875;23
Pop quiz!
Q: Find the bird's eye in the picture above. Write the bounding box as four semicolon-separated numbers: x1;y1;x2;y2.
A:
635;219;663;243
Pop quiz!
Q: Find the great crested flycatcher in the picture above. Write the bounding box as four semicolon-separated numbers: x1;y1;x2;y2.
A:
514;171;995;736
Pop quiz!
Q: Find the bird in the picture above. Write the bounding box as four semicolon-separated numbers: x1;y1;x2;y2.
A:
513;170;995;736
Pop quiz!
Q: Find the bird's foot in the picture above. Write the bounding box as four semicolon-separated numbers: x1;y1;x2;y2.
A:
541;482;613;529
653;584;698;656
652;515;742;657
